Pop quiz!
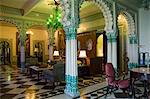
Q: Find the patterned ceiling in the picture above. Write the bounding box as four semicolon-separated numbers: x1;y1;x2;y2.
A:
0;0;144;24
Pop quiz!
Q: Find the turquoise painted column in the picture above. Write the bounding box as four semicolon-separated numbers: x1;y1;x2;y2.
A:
106;33;112;63
111;1;117;72
111;33;118;77
61;0;80;97
64;27;71;96
111;33;117;69
127;34;132;70
20;29;26;72
64;27;79;97
129;34;138;68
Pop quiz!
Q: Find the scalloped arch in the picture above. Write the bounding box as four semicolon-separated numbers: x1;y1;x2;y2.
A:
0;16;46;33
60;0;113;32
117;11;135;34
79;0;113;32
0;17;21;32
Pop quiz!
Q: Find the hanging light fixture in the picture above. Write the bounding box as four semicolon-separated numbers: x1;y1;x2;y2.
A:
46;0;62;29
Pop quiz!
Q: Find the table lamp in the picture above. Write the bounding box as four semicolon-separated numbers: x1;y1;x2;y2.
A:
79;50;87;65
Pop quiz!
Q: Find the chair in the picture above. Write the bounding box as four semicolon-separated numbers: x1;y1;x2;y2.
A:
105;63;129;95
43;61;65;85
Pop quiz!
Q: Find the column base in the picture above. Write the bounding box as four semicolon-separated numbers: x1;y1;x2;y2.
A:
20;62;25;73
64;75;80;97
128;62;138;69
64;88;80;97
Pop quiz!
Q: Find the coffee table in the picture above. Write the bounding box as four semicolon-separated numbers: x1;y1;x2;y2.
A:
29;66;49;80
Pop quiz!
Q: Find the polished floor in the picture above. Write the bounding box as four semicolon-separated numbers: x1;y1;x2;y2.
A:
0;65;149;99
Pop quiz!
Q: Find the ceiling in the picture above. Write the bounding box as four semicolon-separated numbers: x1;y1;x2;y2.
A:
0;0;145;28
0;0;144;17
0;0;59;15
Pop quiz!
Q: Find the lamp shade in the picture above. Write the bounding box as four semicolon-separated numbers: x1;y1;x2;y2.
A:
79;50;87;58
53;50;59;56
34;48;38;52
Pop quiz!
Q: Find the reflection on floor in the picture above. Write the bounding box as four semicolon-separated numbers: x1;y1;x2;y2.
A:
0;65;149;99
0;65;105;99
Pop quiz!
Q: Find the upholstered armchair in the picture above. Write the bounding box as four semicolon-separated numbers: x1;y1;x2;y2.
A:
105;63;129;95
43;61;65;85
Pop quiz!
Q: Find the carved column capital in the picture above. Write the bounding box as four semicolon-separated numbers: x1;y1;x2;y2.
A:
129;34;137;44
106;33;111;42
111;33;117;42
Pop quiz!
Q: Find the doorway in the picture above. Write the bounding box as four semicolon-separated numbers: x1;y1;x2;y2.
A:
0;41;11;65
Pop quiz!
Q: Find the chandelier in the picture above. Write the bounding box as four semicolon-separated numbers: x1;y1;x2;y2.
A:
46;0;62;30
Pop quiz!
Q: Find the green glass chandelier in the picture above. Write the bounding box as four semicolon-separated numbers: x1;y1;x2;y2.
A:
46;0;62;30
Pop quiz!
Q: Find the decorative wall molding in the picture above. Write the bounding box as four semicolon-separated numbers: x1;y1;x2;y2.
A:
0;5;22;16
0;5;48;21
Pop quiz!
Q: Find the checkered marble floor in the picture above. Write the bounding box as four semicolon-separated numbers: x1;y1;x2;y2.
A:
74;80;150;99
0;65;105;99
1;65;149;99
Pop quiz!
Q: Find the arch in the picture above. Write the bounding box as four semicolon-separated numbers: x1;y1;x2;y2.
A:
0;17;20;31
61;0;113;33
0;16;45;33
80;0;113;33
117;11;135;35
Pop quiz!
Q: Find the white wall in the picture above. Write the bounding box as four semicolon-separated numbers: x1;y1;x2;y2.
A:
139;8;150;54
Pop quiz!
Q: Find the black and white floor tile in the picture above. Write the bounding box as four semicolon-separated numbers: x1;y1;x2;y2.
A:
75;81;150;99
0;66;105;99
1;65;149;99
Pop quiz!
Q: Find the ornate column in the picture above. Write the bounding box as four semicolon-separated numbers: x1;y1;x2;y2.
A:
128;34;134;69
64;27;71;96
111;33;117;70
64;27;79;97
128;34;138;68
111;1;118;75
47;28;55;61
62;0;80;97
106;33;112;63
19;28;27;72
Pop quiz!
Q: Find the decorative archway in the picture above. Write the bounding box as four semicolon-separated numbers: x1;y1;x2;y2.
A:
117;11;135;35
60;0;114;97
0;17;21;31
79;0;113;33
0;41;11;65
117;10;138;71
61;0;113;32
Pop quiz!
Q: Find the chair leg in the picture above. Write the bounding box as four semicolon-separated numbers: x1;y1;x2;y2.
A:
105;86;109;98
45;79;47;83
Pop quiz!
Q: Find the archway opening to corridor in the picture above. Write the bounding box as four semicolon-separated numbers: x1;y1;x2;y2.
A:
117;14;129;75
